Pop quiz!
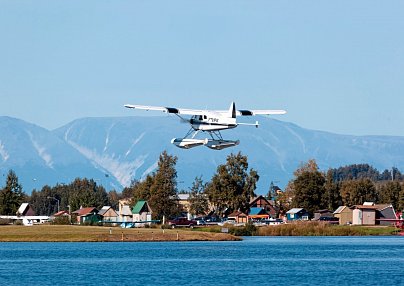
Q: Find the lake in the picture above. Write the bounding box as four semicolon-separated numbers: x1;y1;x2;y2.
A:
0;236;403;285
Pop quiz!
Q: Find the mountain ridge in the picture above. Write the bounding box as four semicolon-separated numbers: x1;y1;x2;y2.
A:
1;115;403;194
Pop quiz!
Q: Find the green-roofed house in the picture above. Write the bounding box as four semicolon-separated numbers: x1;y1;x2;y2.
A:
132;200;152;224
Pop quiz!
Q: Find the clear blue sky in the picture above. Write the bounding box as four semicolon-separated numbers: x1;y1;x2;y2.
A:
1;1;403;136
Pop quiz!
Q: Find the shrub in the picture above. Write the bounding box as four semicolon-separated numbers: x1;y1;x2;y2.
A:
230;223;258;236
0;218;12;225
51;216;71;225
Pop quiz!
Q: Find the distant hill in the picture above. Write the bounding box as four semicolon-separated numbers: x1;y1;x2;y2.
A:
1;115;404;194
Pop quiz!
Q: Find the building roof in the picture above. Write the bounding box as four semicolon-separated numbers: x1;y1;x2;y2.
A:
120;205;132;216
249;207;268;216
72;207;98;216
228;210;247;217
54;210;69;217
352;205;378;210
132;201;151;214
374;204;393;211
17;203;30;215
315;209;333;214
98;206;118;216
177;194;190;201
249;195;271;205
286;208;306;214
334;206;348;214
363;202;375;206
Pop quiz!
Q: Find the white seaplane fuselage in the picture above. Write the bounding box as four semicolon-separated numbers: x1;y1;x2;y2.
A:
190;113;237;132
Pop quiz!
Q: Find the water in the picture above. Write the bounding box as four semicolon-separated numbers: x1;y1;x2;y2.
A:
0;236;403;286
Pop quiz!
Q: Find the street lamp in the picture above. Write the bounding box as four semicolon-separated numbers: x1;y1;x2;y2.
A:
47;196;60;213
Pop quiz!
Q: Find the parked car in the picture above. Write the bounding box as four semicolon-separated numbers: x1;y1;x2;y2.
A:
194;217;207;226
319;216;339;224
168;217;197;228
219;219;246;227
260;218;284;225
204;216;221;223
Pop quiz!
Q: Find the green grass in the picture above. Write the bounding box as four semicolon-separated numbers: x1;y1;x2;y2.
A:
0;225;240;242
257;221;399;236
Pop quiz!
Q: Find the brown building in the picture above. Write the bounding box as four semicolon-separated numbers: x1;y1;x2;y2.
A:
249;196;276;218
333;206;353;225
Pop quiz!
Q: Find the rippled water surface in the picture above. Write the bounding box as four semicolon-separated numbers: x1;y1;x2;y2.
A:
0;236;403;285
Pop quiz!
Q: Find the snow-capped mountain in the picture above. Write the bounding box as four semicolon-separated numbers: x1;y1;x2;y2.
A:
1;115;404;194
0;116;122;192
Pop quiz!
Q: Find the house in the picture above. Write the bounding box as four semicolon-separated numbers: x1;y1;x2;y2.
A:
248;207;269;221
177;194;191;213
118;199;133;222
375;204;397;226
351;205;377;225
313;209;334;221
249;196;276;218
228;211;248;224
98;206;119;223
132;200;152;223
119;205;133;222
16;203;35;216
53;210;69;217
286;208;309;221
334;206;353;225
72;207;100;224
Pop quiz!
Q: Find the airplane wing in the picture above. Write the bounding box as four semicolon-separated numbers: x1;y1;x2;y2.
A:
237;109;287;116
124;104;205;115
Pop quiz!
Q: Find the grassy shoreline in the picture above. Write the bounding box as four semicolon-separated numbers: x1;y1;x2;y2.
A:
200;221;400;236
0;222;400;242
0;225;241;242
257;222;400;236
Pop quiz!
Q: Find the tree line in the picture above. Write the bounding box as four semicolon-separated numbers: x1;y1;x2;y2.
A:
1;154;404;219
278;160;404;217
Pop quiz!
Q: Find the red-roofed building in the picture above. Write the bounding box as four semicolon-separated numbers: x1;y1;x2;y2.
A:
72;207;99;224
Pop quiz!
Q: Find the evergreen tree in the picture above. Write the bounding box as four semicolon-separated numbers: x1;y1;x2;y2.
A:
68;178;108;211
188;176;209;216
131;175;154;206
398;186;404;212
323;169;342;210
0;170;25;215
148;151;179;220
205;152;259;216
378;181;401;211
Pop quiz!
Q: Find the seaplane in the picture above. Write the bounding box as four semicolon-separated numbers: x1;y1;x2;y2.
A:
124;102;286;150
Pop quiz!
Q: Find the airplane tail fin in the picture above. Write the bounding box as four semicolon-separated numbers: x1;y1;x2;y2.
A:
228;102;236;119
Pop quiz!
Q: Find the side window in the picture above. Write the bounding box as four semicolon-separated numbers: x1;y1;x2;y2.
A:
204;115;207;120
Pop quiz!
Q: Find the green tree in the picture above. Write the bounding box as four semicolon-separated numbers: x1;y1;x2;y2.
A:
323;169;342;210
340;178;377;206
205;152;259;216
292;168;326;217
148;151;179;220
131;175;155;206
378;181;402;211
188;177;209;216
398;186;404;212
0;170;25;215
68;178;109;211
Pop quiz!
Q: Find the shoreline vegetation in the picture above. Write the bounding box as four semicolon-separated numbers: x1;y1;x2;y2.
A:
0;225;241;242
0;222;400;242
